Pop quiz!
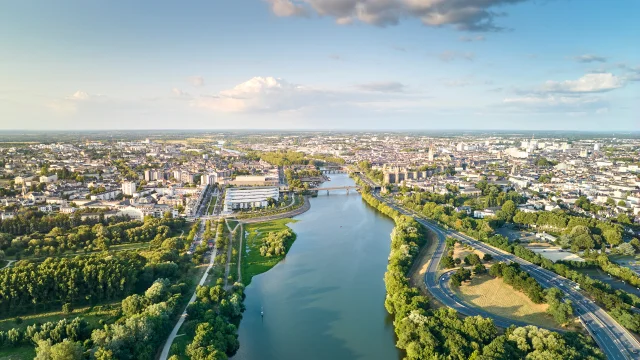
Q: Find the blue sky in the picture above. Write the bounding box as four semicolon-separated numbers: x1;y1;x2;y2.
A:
0;0;638;130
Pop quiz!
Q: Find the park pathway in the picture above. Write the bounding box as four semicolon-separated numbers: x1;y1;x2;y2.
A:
223;220;241;290
158;219;219;360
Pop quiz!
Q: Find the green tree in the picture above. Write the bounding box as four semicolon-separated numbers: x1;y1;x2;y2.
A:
464;253;482;266
441;256;455;269
501;200;517;222
615;242;636;256
35;340;84;360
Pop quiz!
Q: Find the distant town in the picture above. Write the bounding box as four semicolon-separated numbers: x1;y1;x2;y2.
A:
1;131;640;360
1;132;638;226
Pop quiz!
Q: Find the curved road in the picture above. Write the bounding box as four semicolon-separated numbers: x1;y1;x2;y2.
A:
417;211;546;329
374;192;640;360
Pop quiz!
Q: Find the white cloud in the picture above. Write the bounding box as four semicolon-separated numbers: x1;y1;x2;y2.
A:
50;90;101;114
66;91;91;100
268;0;307;16
193;77;312;113
502;94;607;113
542;73;624;93
172;88;190;97
265;0;529;31
189;76;205;87
193;76;425;113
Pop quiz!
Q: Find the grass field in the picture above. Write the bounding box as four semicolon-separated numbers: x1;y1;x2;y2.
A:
452;242;485;262
0;300;121;331
228;223;242;284
0;345;36;360
454;274;559;329
241;219;296;286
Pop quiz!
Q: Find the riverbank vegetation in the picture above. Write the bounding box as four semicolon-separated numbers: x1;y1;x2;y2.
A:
181;282;245;360
361;191;603;359
240;219;296;285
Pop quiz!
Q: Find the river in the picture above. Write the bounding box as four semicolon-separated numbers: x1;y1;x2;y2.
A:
232;174;400;360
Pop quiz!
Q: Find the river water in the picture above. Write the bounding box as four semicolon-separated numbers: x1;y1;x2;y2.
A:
233;174;400;360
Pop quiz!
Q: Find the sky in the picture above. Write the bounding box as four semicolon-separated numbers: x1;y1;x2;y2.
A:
0;0;638;131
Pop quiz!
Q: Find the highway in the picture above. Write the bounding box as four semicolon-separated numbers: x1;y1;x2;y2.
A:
375;192;640;360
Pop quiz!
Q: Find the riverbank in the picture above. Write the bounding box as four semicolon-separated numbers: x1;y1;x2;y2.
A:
240;218;297;286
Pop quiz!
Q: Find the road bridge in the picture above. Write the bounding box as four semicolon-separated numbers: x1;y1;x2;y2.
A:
312;185;359;194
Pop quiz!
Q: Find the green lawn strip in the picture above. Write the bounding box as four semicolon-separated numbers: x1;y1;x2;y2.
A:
0;300;121;331
210;191;219;214
228;226;242;283
0;260;7;268
0;345;36;360
241;219;297;286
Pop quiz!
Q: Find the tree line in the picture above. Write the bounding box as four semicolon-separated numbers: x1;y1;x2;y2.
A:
181;282;245;360
1;215;185;257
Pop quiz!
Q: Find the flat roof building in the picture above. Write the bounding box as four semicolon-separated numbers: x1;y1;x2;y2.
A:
223;187;279;213
229;175;278;187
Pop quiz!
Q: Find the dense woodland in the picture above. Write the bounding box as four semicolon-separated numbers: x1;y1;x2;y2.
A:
0;210;186;258
0;225;195;360
0;205;250;360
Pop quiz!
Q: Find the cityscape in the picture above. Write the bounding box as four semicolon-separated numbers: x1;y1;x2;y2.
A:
1;1;639;360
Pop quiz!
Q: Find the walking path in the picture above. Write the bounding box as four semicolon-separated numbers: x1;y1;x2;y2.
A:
159;219;219;360
223;221;241;289
1;259;16;270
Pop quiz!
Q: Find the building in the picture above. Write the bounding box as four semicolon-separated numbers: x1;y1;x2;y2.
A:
459;188;482;197
144;169;164;182
223;187;279;213
91;189;122;201
39;174;58;183
27;192;46;203
201;173;218;186
229;175;278;187
121;181;136;196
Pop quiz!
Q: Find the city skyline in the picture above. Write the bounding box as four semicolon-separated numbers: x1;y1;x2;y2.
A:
1;0;638;131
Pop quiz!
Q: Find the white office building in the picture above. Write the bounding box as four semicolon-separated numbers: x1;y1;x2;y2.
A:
201;173;218;186
223;187;279;213
122;181;136;196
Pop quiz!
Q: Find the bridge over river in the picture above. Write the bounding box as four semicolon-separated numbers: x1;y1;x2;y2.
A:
311;185;359;194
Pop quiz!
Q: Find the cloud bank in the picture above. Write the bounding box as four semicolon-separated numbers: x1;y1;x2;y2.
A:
265;0;529;31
